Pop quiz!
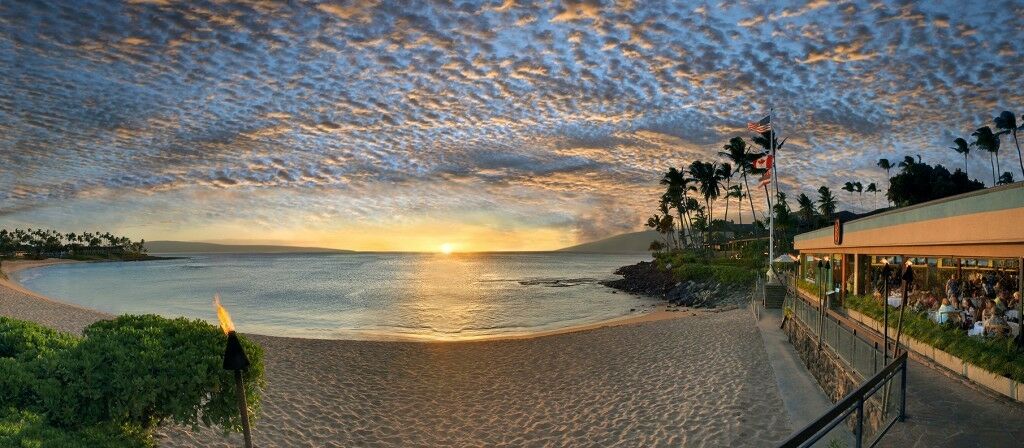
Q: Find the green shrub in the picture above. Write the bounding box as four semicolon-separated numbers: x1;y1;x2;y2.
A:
671;264;756;285
0;317;78;361
844;294;1024;382
0;359;33;409
0;407;149;448
38;314;265;431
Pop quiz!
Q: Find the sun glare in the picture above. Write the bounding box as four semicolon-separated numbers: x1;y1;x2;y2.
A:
440;243;454;254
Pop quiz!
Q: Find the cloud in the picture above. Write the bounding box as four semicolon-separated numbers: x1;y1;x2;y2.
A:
0;0;1021;247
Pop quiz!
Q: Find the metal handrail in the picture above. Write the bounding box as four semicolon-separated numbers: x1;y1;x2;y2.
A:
777;348;908;448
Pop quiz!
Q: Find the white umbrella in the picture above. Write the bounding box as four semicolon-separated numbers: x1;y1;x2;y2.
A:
773;254;798;263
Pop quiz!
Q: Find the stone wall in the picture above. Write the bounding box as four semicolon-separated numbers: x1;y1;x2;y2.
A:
784;315;891;438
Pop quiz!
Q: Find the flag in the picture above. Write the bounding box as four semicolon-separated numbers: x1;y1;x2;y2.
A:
753;153;774;170
747;115;772;133
757;171;771;187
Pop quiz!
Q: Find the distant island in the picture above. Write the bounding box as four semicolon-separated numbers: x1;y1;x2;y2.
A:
557;230;659;254
145;241;355;254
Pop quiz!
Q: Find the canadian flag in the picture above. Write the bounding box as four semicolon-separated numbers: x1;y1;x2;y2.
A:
753;153;774;170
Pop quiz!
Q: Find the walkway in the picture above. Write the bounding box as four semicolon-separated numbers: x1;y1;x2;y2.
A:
876;351;1024;447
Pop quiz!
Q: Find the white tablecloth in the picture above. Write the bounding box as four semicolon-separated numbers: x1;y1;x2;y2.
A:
1006;309;1020;320
887;296;902;307
968;322;985;337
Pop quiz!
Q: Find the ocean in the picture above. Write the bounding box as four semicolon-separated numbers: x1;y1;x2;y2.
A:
14;252;655;340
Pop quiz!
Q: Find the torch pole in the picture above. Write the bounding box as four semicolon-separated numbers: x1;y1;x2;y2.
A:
234;370;253;448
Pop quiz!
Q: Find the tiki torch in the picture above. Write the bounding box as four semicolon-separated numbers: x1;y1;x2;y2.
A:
215;295;253;448
881;258;892;364
893;260;914;358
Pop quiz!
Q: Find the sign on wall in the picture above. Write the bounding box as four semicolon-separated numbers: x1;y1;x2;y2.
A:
833;219;843;245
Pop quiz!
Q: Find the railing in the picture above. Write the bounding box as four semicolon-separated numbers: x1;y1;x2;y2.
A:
784;288;907;447
791;297;886;378
778;351;907;448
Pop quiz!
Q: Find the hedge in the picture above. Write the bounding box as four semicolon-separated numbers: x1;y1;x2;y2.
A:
0;314;265;443
0;408;148;448
844;294;1024;382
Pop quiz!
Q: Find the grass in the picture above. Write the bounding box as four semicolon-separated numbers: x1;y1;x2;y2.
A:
844;294;1024;382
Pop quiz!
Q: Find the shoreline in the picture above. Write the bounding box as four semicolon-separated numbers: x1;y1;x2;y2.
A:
0;258;696;342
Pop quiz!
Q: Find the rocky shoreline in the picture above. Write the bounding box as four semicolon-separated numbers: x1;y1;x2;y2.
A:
601;261;752;308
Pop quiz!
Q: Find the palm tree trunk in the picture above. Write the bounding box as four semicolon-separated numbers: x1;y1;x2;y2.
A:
990;153;997;185
964;154;968;176
723;179;732;223
742;173;758;223
1014;131;1023;178
995;151;1001;179
738;197;744;225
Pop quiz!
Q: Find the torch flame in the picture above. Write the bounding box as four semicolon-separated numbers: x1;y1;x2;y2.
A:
213;294;235;335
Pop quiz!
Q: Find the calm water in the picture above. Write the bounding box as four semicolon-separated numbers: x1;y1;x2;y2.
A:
14;252;654;340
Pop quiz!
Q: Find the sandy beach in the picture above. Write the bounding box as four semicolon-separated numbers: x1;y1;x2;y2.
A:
1;260;792;447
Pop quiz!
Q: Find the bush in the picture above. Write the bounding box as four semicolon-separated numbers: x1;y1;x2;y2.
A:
38;314;265;431
0;317;78;361
671;264;756;285
0;359;33;409
844;294;1024;382
0;408;149;448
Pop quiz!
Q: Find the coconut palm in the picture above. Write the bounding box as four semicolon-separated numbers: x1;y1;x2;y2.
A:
659;167;690;248
796;193;816;226
951;137;971;175
688;161;723;225
716;163;733;222
866;182;878;208
877;158;893;178
817;186;837;220
971;126;1001;185
994;111;1023;178
853;181;864;208
727;184;745;225
720;137;759;223
897;155;916;172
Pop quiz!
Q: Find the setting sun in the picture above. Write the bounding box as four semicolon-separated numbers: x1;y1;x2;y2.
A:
440;243;454;254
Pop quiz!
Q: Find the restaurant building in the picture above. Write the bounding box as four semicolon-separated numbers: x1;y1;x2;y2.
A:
794;182;1023;304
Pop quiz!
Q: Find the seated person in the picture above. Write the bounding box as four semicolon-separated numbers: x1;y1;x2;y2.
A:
961;298;979;326
936;299;956;324
984;312;1010;337
945;275;960;301
994;292;1009;314
981;300;997;323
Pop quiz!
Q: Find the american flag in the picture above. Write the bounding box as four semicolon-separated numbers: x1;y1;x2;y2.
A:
747;115;772;133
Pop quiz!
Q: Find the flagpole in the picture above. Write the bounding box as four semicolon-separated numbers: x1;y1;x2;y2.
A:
768;108;775;282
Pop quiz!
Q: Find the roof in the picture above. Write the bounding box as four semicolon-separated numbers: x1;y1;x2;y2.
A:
794;182;1024;257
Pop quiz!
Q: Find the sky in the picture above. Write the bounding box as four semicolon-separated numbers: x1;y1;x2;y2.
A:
1;0;1023;252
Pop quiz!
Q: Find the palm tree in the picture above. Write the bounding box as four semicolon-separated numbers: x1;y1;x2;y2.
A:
897;155;916;172
660;167;690;248
853;181;864;208
971;126;1001;185
688;161;723;225
951;137;971;175
817;186;837;220
994;111;1023;178
866;182;878;208
727;184;745;225
796;193;816;227
717;163;733;222
720;137;759;223
877;158;893;178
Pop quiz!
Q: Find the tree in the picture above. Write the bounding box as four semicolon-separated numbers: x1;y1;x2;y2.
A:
853;181;864;208
887;161;985;207
877;158;893;205
688;160;723;227
972;126;1001;185
727;184;745;225
994;111;1023;178
717;163;733;222
796;193;817;226
897;155;916;171
720;137;759;223
951;137;971;175
659;167;690;248
997;171;1015;185
817;186;837;220
866;182;878;208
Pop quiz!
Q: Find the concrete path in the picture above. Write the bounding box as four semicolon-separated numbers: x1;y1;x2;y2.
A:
876;354;1024;447
754;307;852;446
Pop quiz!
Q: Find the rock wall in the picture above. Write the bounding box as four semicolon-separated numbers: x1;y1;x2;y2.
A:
784;316;892;439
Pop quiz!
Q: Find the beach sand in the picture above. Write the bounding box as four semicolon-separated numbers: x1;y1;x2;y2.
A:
1;260;792;447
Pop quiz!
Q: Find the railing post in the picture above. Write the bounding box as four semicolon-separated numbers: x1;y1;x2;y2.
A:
899;358;907;422
855;397;864;448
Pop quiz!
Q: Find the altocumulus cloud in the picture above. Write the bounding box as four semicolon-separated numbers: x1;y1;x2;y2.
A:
1;0;1022;248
